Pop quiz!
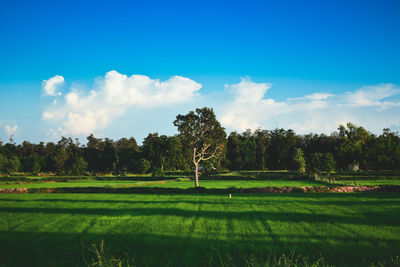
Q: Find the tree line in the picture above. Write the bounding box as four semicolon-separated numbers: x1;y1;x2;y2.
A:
225;124;400;172
1;113;399;176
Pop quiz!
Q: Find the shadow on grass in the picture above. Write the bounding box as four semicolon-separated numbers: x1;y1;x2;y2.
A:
1;192;400;266
1;204;399;227
0;176;184;183
0;230;399;266
1;192;400;206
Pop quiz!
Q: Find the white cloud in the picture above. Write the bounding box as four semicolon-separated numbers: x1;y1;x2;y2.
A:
288;93;334;102
43;70;201;136
41;73;400;138
341;83;400;107
225;77;271;104
221;111;260;131
102;71;201;107
42;75;64;96
219;79;400;134
45;127;64;141
5;124;18;137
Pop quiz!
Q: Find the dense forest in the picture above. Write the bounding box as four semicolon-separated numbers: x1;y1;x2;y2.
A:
0;122;399;175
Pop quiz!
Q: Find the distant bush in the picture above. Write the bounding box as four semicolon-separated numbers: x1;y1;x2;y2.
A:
71;157;88;176
164;171;194;176
31;159;41;176
307;153;336;182
293;148;306;175
152;168;165;177
0;154;8;173
7;156;21;173
134;159;151;174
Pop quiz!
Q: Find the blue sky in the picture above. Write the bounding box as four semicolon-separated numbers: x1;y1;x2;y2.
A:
1;0;400;143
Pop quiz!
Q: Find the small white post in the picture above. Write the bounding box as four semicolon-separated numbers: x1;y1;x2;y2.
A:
229;193;231;198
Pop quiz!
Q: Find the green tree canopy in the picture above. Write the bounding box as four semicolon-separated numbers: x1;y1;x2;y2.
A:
174;107;226;187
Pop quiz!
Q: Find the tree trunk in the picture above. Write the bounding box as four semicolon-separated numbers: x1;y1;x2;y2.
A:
194;163;199;187
193;147;199;187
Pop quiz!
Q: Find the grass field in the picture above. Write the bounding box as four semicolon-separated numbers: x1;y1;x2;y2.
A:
1;193;400;266
338;179;400;186
1;178;400;190
0;179;332;189
0;180;144;189
1;171;400;266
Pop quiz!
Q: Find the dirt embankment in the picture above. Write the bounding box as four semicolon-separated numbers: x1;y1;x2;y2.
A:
0;185;399;194
0;188;30;193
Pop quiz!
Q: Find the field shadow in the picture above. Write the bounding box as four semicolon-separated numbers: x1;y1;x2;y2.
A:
1;192;400;207
1;192;400;266
0;230;399;266
1;204;399;227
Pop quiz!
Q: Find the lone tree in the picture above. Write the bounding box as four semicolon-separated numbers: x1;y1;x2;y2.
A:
174;107;226;187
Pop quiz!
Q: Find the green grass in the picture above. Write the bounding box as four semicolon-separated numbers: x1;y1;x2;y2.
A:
338;179;400;186
2;177;400;190
135;179;331;188
0;180;144;189
0;192;399;266
3;170;400;184
0;179;334;189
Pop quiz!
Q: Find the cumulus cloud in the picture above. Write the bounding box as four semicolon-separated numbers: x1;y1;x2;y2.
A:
225;77;272;103
5;124;18;137
341;83;400;108
219;79;400;134
41;72;400;138
43;70;201;136
221;78;286;130
42;75;65;96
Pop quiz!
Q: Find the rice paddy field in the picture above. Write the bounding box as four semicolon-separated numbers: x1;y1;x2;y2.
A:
0;171;400;266
0;179;332;190
1;179;400;190
2;170;400;190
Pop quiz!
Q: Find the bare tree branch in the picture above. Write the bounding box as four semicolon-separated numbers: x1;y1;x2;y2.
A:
202;144;223;161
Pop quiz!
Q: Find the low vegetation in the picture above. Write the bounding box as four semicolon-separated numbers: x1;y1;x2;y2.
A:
0;192;399;266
